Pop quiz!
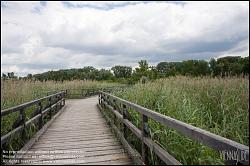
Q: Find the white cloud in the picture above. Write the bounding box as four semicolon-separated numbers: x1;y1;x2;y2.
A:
1;1;249;76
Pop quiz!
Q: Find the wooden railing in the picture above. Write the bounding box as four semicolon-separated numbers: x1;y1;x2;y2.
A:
1;91;66;147
98;91;249;165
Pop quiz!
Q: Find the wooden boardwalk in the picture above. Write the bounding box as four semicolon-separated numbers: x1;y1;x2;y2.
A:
20;96;133;165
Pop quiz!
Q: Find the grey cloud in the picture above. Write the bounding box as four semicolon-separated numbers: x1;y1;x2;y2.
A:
17;63;67;70
1;1;249;76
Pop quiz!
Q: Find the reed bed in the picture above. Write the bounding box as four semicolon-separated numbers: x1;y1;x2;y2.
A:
112;76;249;165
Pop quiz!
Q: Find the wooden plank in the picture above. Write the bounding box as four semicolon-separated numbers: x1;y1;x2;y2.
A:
47;124;108;129
51;118;106;122
46;126;109;131
38;133;114;142
32;136;119;145
35;136;117;145
31;145;123;153
51;119;106;123
41;130;111;137
32;138;119;149
42;129;110;135
30;142;121;151
40;130;111;138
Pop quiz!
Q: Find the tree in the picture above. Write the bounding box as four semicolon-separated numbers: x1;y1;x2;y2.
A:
111;66;132;78
27;74;33;80
209;58;217;76
215;56;244;76
181;60;209;76
241;56;249;75
98;69;113;80
156;62;168;77
7;72;15;79
148;66;159;80
133;60;150;81
156;62;183;77
2;73;7;80
137;60;149;73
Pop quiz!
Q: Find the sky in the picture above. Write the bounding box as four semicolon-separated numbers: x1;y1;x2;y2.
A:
1;1;249;77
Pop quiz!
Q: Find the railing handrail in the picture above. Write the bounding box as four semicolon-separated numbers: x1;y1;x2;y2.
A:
1;91;66;116
99;90;249;165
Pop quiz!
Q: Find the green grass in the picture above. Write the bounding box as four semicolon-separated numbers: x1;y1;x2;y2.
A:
1;79;123;110
112;76;249;165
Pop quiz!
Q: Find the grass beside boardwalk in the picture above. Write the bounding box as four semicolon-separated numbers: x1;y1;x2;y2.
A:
112;76;249;165
1;79;122;110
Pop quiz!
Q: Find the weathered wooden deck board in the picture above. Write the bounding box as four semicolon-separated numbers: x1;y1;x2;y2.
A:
21;96;133;165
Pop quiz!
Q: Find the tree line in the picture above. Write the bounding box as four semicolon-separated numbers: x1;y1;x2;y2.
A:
2;56;249;84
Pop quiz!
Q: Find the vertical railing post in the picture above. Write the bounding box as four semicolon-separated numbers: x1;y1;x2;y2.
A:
106;95;109;110
113;99;116;125
101;93;103;108
105;95;108;109
55;95;58;111
103;93;105;105
65;89;68;98
59;95;61;110
123;104;128;139
38;102;43;129
56;95;59;112
54;95;57;113
86;89;89;97
20;108;26;139
48;97;52;119
98;92;101;105
63;91;66;106
141;114;149;164
59;94;62;109
113;99;116;110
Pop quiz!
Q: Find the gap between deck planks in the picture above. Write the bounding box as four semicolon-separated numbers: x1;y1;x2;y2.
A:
20;96;133;165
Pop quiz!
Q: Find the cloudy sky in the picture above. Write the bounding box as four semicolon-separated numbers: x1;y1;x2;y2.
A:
1;1;249;76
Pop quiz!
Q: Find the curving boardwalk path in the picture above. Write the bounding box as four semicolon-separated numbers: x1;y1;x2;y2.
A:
20;96;133;165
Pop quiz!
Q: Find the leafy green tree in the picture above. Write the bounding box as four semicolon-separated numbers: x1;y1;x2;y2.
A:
98;69;113;80
156;62;183;77
27;74;33;80
111;66;132;78
209;58;217;76
2;73;7;80
133;60;150;80
181;60;209;76
241;56;249;75
7;72;15;78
